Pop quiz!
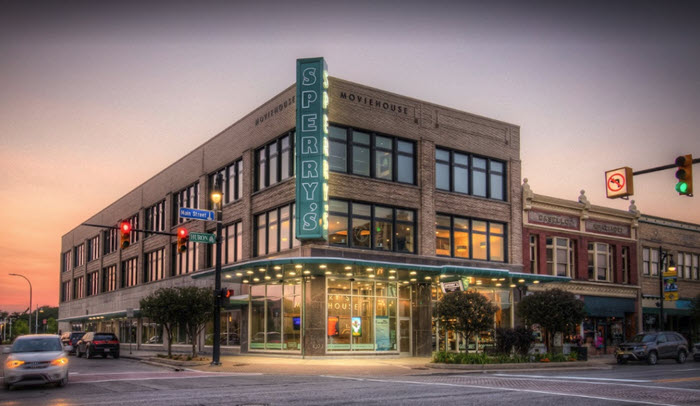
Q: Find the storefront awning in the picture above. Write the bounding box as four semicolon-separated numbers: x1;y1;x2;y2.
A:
583;296;635;317
191;256;570;287
58;309;140;323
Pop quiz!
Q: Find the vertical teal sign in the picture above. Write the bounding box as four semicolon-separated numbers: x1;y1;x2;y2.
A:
295;57;329;240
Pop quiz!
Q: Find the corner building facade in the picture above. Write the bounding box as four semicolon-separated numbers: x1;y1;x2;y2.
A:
60;72;558;357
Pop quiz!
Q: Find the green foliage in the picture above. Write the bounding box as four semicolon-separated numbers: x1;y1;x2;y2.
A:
12;319;29;337
495;326;535;356
46;318;58;334
517;288;585;352
432;351;540;364
140;287;183;357
690;293;700;322
435;290;498;350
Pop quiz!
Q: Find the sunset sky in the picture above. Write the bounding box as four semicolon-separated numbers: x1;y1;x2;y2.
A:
1;2;698;313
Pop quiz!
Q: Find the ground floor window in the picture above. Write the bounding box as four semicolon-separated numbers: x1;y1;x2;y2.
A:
141;319;163;344
205;310;241;346
249;280;302;351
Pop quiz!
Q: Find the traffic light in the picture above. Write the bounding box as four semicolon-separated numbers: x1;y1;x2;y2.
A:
119;221;131;249
674;154;693;196
177;227;189;253
220;288;234;299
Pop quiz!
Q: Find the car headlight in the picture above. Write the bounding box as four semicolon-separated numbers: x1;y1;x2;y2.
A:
51;357;69;366
5;360;25;369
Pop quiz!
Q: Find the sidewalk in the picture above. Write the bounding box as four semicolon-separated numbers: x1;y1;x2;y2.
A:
120;349;614;377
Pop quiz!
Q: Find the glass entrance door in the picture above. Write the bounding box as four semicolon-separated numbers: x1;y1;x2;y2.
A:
399;285;411;355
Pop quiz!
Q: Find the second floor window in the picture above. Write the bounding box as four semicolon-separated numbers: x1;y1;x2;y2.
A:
62;251;72;272
677;252;700;280
104;228;118;255
208;222;243;266
74;244;85;267
435;214;505;261
87;236;99;262
642;247;661;276
125;214;139;245
145;200;166;236
144;248;165;283
103;265;117;292
121;257;138;288
209;159;243;208
172;240;199;276
254;204;299;257
546;237;575;277
435;147;506;201
87;272;99;296
255;132;294;191
61;281;71;302
328;125;415;185
173;182;200;225
73;276;84;299
588;242;612;282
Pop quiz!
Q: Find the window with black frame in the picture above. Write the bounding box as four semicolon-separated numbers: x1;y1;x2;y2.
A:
145;200;166;236
255;131;294;192
173;182;200;225
208;222;243;266
435;214;506;262
254;203;299;257
328;125;415;185
209;158;243;209
87;235;100;262
328;199;415;253
435;147;506;201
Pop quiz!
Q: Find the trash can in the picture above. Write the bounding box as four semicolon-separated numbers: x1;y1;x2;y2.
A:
573;346;588;361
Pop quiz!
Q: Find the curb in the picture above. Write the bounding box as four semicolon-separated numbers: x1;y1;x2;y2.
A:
427;361;613;371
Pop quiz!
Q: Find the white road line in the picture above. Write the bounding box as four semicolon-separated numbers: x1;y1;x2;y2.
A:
70;372;262;384
321;375;680;406
493;373;651;383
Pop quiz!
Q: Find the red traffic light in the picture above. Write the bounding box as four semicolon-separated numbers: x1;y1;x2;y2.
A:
120;221;131;233
177;227;189;253
178;227;189;238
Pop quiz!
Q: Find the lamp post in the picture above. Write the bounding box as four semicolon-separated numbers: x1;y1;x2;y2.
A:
210;173;224;366
9;273;32;334
658;248;676;332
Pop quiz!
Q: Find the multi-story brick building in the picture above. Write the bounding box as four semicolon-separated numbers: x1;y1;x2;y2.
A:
638;215;700;341
521;182;640;353
59;59;568;357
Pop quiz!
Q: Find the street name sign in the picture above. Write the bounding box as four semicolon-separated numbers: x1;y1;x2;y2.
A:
179;207;216;221
190;232;217;244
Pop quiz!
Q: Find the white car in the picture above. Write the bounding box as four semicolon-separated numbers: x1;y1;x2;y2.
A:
3;334;70;390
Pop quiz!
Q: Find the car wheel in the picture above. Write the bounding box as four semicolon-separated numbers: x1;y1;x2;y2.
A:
647;351;658;365
57;376;68;388
616;357;628;365
677;351;687;364
86;346;92;359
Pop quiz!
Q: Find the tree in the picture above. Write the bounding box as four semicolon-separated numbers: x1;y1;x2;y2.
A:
689;293;700;342
140;288;181;357
435;290;497;352
175;287;214;357
517;288;585;353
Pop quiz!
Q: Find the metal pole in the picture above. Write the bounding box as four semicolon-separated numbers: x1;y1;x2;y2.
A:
10;274;32;334
211;174;223;366
35;305;38;335
658;247;664;332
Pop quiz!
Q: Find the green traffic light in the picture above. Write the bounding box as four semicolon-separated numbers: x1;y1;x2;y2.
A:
676;181;688;193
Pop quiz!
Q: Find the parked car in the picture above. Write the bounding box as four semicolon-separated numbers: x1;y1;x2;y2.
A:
615;331;689;365
60;331;85;355
2;334;70;390
693;342;700;361
76;332;120;359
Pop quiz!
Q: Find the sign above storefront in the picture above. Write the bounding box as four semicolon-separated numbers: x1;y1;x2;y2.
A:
528;210;579;230
585;219;631;238
295;57;329;241
440;280;464;293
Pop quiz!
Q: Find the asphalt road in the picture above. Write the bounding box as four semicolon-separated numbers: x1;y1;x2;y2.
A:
2;349;699;406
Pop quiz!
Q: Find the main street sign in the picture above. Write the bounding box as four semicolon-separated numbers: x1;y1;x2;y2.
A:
179;207;216;221
190;232;217;244
295;57;329;240
605;167;634;199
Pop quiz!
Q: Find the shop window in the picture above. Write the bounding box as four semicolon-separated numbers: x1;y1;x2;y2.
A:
328;125;415;185
435;214;505;262
435;147;506;201
546;237;574;277
141;319;164;344
249;281;302;351
587;242;612;282
330;199;415;254
255;131;295;191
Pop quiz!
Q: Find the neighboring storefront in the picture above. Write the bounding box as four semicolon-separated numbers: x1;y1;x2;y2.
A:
521;182;640;353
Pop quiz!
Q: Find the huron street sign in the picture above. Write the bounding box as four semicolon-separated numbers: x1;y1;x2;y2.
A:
189;232;217;244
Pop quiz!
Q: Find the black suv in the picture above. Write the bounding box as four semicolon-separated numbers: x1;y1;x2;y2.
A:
60;331;85;354
616;332;689;365
76;332;120;359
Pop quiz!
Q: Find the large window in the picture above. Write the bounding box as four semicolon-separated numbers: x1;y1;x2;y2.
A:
145;200;166;236
249;281;302;351
121;257;138;288
104;228;118;255
173;182;200;225
588;242;612;282
328;125;415;185
435;214;505;262
621;246;630;284
102;265;117;292
124;214;140;245
255;132;294;191
87;236;100;262
642;247;660;276
435;147;506;201
328;199;415;253
677;252;700;280
254;203;299;257
144;248;165;283
208;158;243;208
208;222;243;266
74;244;85;267
529;235;538;273
73;276;84;299
172;240;199;276
62;251;72;273
61;281;71;302
546;237;575;277
87;271;99;296
327;280;398;352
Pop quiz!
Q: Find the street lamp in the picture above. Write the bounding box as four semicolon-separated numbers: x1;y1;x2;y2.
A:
658;248;676;332
9;273;32;334
210;173;223;366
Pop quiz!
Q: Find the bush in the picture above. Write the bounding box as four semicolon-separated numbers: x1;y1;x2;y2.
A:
432;351;532;364
495;327;535;356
